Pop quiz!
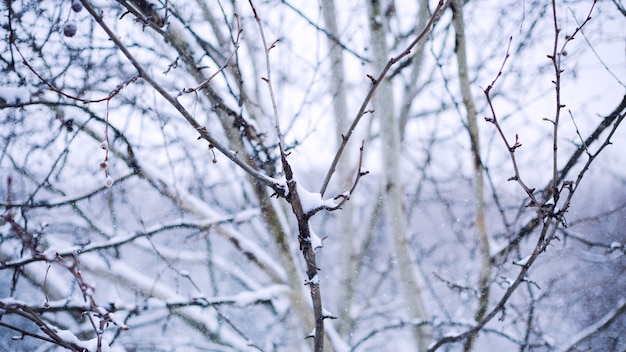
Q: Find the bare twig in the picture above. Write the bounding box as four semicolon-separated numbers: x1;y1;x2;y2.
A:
280;0;370;63
428;218;556;351
429;3;603;351
0;304;83;351
248;0;285;157
319;0;446;196
490;94;626;263
547;0;596;205
483;37;539;207
13;42;138;104
568;110;591;157
79;0;286;197
2;215;127;349
560;299;626;352
181;15;242;93
248;1;326;350
613;0;626;16
306;140;369;217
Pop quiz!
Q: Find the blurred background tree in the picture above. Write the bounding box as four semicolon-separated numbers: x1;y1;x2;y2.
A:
1;0;625;351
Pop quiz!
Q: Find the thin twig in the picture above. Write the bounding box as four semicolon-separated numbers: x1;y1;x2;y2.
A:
429;3;602;351
320;0;446;196
280;0;370;63
306;140;369;217
79;0;286;197
248;0;285;157
182;15;242;93
247;1;325;350
489;94;626;263
547;0;596;205
13;42;138;104
483;37;539;206
568;110;591;157
428;218;555;351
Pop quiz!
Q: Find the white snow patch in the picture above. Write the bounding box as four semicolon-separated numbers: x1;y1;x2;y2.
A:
104;176;114;188
0;86;30;104
97;307;128;330
514;254;532;266
146;297;166;308
295;180;336;214
543;333;555;347
308;222;324;250
322;306;335;318
489;239;509;256
82;337;112;352
55;329;82;346
0;297;26;306
233;285;290;306
42;246;79;261
272;293;291;316
306;328;316;339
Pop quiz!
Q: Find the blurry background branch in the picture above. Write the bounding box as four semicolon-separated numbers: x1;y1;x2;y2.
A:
1;0;625;351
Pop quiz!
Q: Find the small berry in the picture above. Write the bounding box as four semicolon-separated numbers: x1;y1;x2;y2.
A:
99;161;109;170
71;0;83;13
63;21;77;37
105;176;114;188
99;141;108;150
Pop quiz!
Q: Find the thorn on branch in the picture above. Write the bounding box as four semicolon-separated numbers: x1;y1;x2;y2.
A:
366;74;377;84
261;77;268;82
484;117;495;123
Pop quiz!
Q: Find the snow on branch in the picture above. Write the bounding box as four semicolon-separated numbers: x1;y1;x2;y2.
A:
559;299;626;352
